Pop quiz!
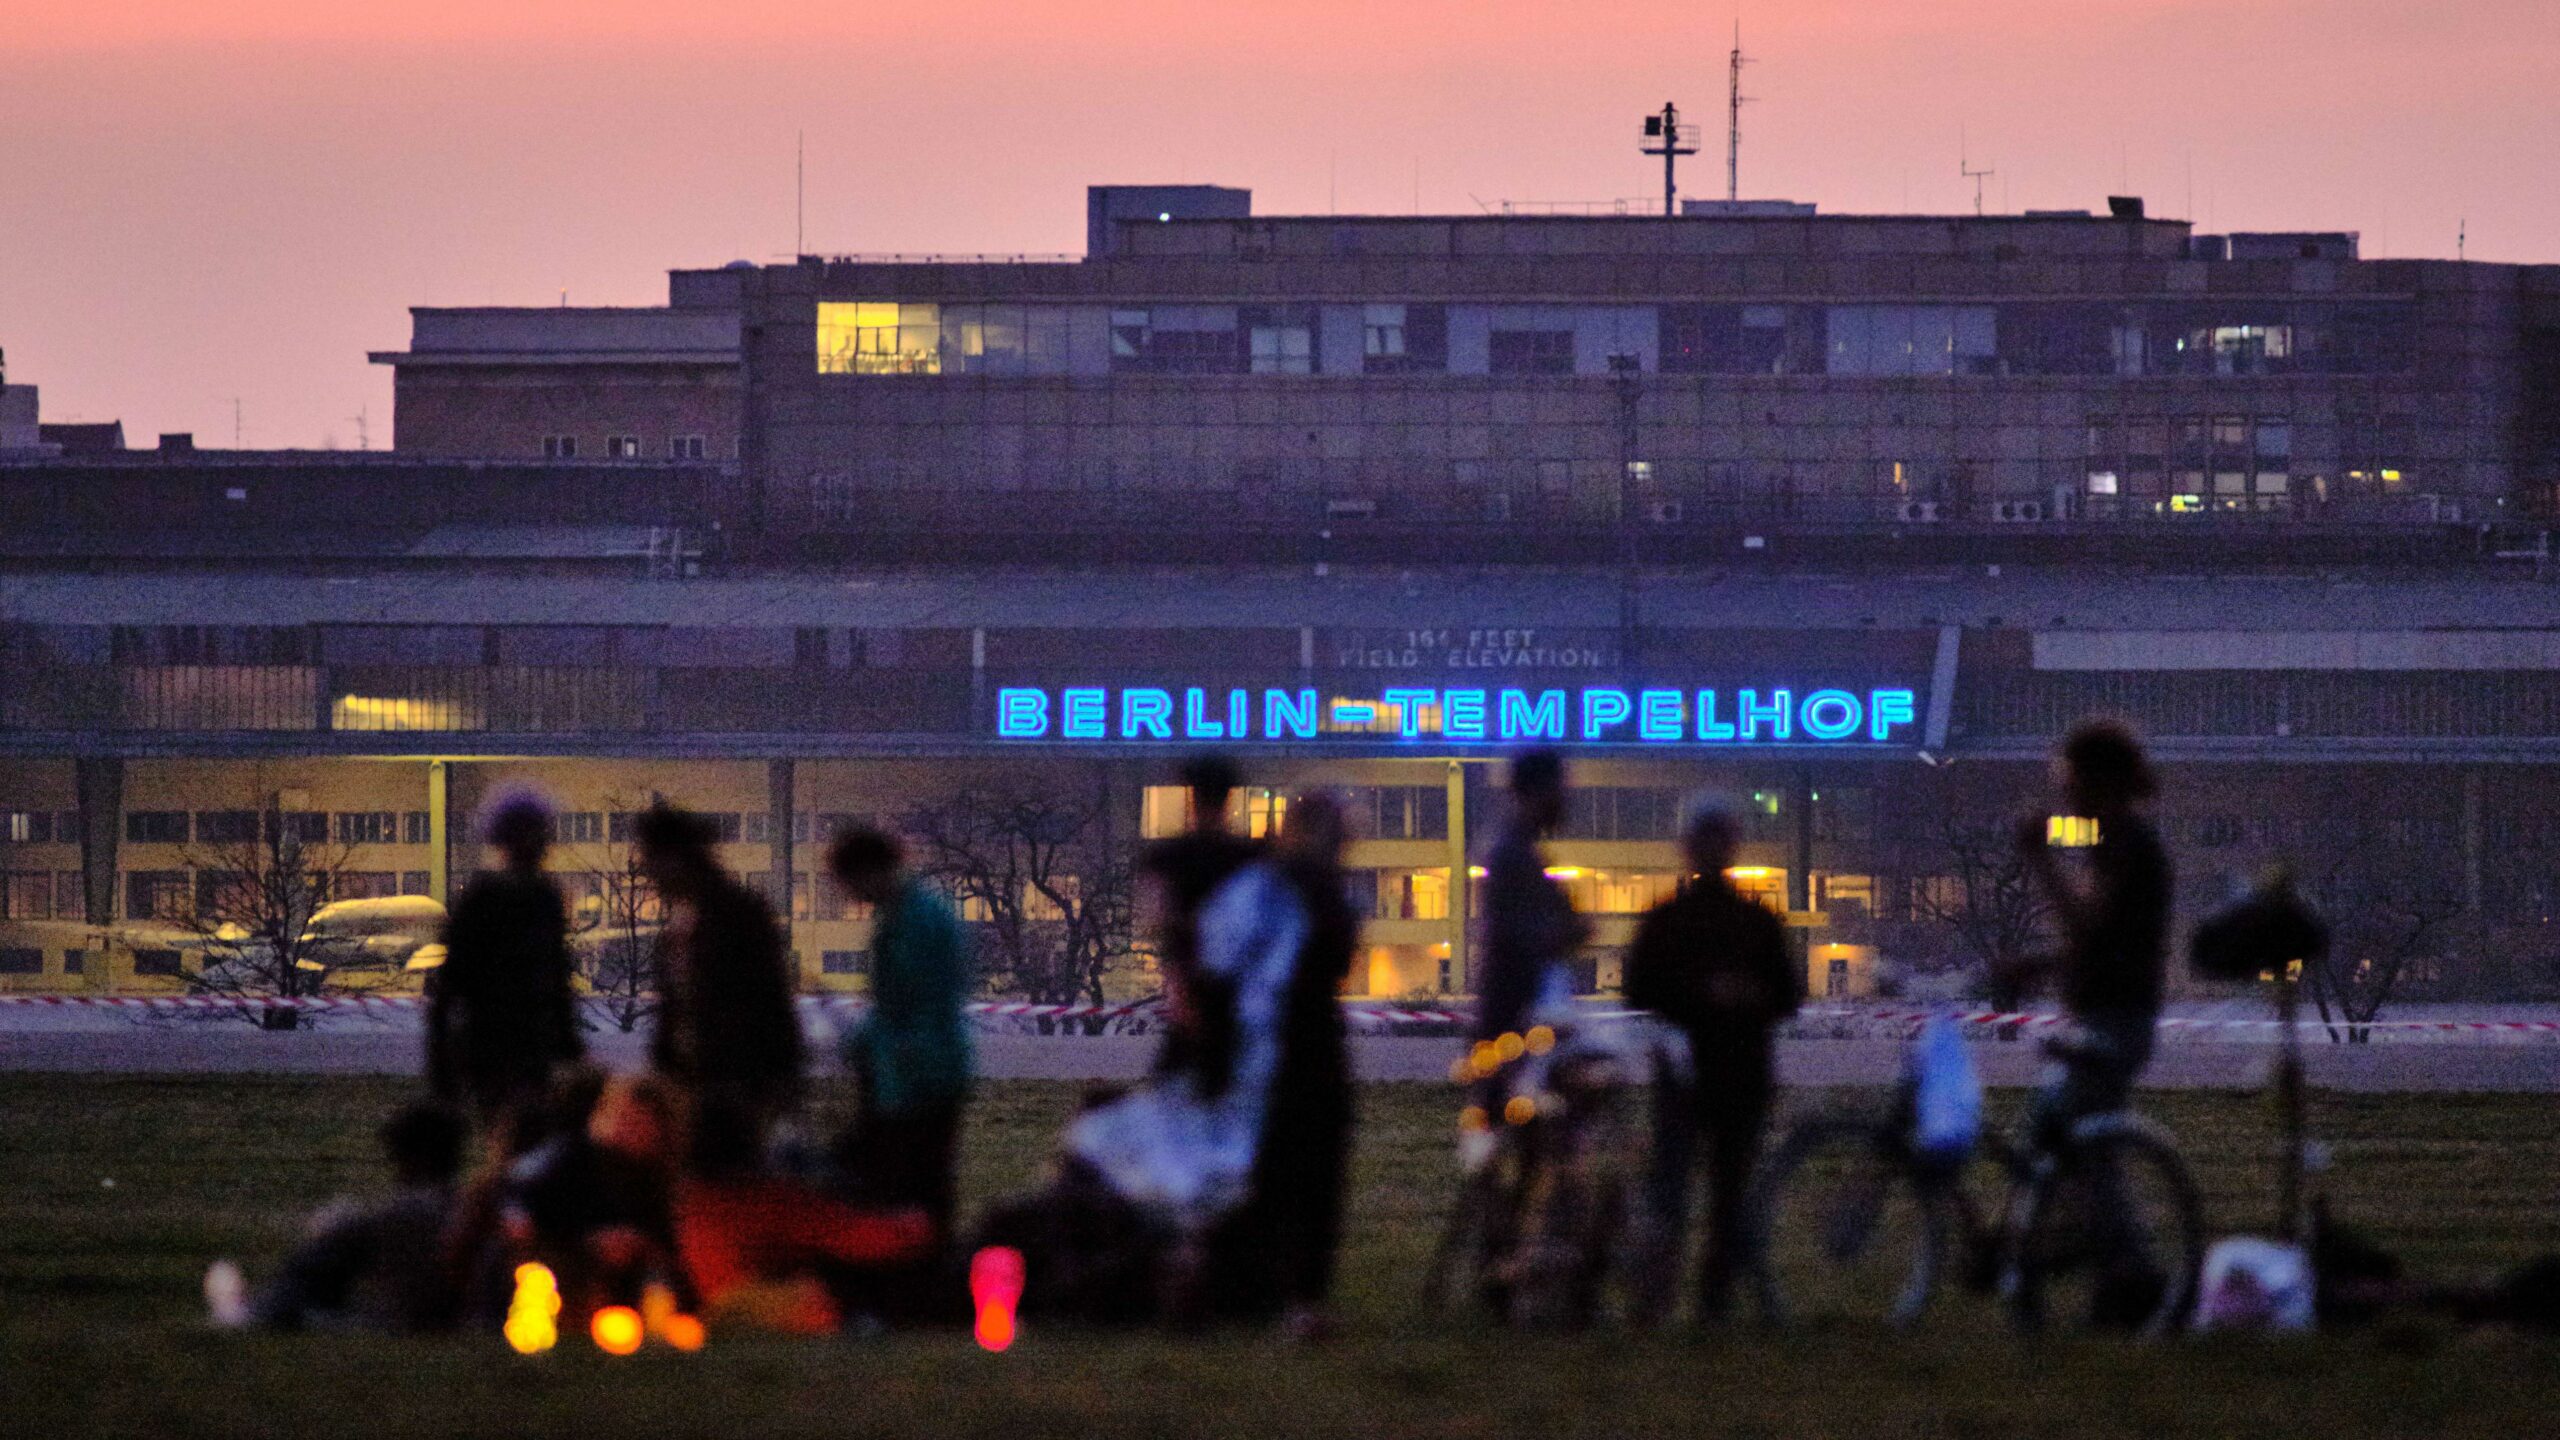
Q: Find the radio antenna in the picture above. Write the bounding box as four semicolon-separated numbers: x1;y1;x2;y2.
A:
1726;21;1752;202
1960;127;1994;216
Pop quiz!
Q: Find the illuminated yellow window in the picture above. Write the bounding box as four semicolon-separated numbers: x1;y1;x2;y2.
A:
816;301;942;375
2047;815;2101;847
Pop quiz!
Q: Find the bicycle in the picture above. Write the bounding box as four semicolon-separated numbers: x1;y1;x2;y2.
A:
1749;1015;2204;1337
1421;1014;1686;1327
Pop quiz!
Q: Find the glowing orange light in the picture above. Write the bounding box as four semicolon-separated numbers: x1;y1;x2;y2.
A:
661;1314;707;1352
1457;1104;1490;1133
1494;1032;1526;1063
1447;1057;1474;1084
971;1246;1025;1354
591;1305;644;1356
504;1263;560;1355
1524;1025;1556;1056
1468;1040;1502;1078
1503;1095;1537;1126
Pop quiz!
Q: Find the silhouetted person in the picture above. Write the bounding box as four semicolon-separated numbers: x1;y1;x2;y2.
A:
640;803;804;1160
1474;749;1587;1043
246;1101;467;1332
1143;754;1262;1081
428;789;580;1125
2011;719;2172;1147
1230;790;1361;1335
827;824;973;1240
1626;801;1802;1322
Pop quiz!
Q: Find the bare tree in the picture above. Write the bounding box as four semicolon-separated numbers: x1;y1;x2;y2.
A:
174;807;363;1025
1906;812;2056;992
898;773;1136;1027
557;794;661;1034
2291;788;2464;1042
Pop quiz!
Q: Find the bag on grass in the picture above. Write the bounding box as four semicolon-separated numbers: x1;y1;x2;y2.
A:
1907;1017;1981;1166
2193;1236;2316;1333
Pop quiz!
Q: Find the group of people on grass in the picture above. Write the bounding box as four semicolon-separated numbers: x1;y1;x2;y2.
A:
230;723;2176;1341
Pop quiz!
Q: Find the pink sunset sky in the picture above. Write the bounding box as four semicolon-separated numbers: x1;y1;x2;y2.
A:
3;0;2552;448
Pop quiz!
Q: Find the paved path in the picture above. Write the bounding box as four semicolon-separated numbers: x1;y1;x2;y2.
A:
3;1017;2553;1091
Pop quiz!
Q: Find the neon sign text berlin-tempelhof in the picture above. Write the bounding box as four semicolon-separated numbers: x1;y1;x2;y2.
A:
993;686;1918;746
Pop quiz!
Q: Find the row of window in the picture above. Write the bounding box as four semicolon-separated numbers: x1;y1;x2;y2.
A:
814;300;2420;380
73;625;945;671
541;434;714;461
120;811;432;847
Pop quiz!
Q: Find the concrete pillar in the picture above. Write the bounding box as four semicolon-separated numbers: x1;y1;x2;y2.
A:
426;760;451;908
1445;758;1470;996
768;758;798;968
1790;762;1816;985
74;756;121;927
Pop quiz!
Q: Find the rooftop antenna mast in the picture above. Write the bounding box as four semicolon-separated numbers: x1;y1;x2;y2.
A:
1642;101;1700;217
1726;21;1752;202
1960;127;1994;216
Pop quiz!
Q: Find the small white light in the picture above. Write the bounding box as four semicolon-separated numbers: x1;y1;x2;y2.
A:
1158;212;1172;222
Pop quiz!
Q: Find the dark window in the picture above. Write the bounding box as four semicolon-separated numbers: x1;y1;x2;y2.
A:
1996;304;2114;376
1242;305;1318;376
273;811;329;844
558;812;604;845
333;872;399;901
1658;304;1789;375
193;811;261;845
821;949;869;975
335;812;398;845
671;435;709;460
132;947;183;977
604;435;641;459
1362;304;1447;374
0;947;44;975
110;626;310;666
403;812;431;845
542;435;578;460
124;871;192;921
1108;307;1242;375
401;871;431;895
125;812;189;845
1;872;50;919
705;812;744;845
2;810;53;844
1558;788;1681;842
1489;329;1575;376
62;948;84;976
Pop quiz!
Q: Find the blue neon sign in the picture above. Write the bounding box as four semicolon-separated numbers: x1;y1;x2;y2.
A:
993;684;1920;746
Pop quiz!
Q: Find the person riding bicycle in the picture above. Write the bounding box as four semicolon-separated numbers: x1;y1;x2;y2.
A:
2006;720;2172;1156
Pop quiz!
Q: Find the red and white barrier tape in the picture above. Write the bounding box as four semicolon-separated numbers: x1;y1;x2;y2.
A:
0;993;2551;1036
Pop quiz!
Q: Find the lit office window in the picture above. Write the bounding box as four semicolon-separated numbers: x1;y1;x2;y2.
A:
2046;815;2101;847
816;302;943;375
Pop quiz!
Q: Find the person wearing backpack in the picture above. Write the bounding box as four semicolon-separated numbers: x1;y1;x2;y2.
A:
1625;800;1803;1323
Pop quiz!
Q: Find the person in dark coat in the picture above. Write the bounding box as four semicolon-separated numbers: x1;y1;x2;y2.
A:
1625;800;1803;1323
1245;789;1362;1336
639;803;804;1162
427;789;582;1126
1475;748;1585;1044
1143;754;1262;1087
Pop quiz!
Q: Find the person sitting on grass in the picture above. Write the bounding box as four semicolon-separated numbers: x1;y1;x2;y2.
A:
219;1100;469;1333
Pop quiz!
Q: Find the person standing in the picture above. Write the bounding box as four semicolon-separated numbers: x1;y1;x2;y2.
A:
2010;719;2173;1148
1240;790;1361;1335
826;823;973;1239
1142;754;1263;1083
1624;801;1802;1323
640;803;804;1161
1474;748;1587;1044
427;789;581;1126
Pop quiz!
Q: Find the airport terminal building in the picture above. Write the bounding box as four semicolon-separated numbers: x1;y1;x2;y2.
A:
7;188;2560;1002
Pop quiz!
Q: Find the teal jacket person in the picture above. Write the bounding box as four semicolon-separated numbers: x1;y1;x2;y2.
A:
841;876;974;1113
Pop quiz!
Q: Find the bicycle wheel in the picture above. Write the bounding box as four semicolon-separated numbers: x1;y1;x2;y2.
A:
1421;1151;1520;1317
1751;1117;1948;1330
2005;1120;2204;1337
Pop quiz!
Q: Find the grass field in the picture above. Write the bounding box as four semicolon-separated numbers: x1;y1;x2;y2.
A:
3;1074;2556;1438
